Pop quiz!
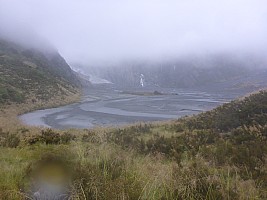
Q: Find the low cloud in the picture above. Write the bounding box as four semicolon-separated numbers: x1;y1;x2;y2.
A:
0;0;267;64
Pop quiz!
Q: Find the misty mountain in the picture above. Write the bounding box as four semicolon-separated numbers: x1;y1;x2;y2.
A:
0;38;81;104
75;54;267;89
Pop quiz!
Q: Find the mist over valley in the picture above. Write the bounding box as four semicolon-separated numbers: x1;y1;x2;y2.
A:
1;0;267;199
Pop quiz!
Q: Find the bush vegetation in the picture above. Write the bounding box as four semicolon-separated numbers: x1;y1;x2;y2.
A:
0;91;267;199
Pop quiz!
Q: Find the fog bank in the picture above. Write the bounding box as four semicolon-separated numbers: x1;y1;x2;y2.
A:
0;0;267;65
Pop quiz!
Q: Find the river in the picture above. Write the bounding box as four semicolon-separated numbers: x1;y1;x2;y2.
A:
19;86;241;129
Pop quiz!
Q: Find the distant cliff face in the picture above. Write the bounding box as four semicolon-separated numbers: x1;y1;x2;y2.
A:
0;39;81;104
79;54;266;89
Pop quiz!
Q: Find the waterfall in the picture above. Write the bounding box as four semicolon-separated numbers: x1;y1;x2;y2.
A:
140;74;145;87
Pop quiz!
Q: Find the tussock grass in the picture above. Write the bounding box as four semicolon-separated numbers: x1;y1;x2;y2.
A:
0;91;267;199
0;136;264;199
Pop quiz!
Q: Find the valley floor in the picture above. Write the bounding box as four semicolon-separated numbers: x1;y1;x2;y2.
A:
20;86;236;129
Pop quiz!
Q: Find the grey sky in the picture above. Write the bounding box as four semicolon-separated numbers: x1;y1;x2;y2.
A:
0;0;267;64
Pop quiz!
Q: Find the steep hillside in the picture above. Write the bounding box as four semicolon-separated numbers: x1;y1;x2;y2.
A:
0;39;81;105
182;90;267;131
104;90;267;199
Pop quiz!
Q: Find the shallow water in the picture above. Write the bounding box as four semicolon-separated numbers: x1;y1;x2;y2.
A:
19;86;239;129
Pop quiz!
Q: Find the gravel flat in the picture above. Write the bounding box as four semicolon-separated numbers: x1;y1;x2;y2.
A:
19;86;243;129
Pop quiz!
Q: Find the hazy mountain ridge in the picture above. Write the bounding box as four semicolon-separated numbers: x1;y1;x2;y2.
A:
0;39;81;104
78;54;267;89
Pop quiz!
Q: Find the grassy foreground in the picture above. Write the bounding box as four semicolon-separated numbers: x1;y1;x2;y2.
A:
0;91;267;199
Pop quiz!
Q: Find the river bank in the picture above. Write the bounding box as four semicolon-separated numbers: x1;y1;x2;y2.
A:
0;89;81;132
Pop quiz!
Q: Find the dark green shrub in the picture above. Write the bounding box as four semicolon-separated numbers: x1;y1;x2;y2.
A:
41;129;60;145
82;131;96;143
0;129;20;148
18;127;30;134
4;134;20;148
60;132;75;144
23;135;40;145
